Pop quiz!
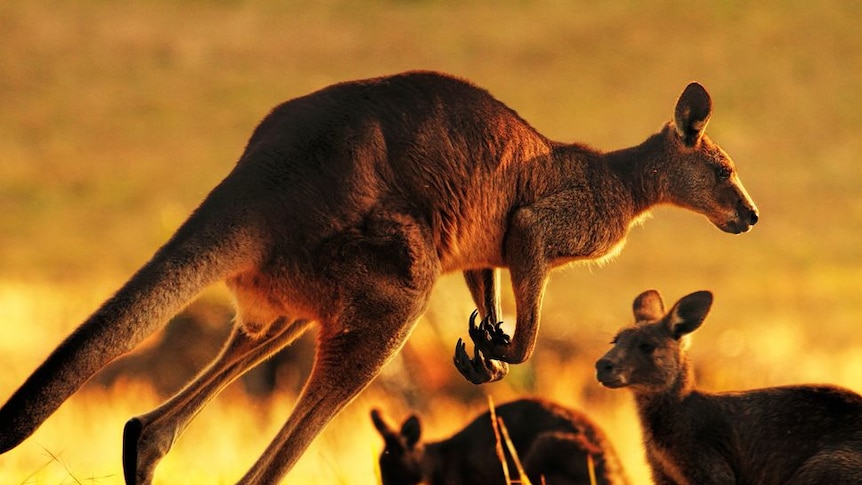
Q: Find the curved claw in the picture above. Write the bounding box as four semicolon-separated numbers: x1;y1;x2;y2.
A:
453;338;510;385
468;309;481;331
484;317;511;346
468;311;511;349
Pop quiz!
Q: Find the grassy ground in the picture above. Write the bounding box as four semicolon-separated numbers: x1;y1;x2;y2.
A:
1;1;861;483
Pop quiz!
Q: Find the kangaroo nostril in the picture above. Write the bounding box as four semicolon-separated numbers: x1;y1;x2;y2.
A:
737;202;759;226
748;209;759;225
596;358;614;372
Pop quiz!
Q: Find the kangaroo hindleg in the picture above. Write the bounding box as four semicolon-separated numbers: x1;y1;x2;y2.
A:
123;317;311;485
236;285;432;484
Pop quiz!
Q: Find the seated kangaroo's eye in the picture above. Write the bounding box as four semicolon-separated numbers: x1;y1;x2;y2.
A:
638;342;655;354
717;166;732;180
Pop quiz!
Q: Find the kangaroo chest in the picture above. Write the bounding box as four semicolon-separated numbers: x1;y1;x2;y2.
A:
547;209;649;268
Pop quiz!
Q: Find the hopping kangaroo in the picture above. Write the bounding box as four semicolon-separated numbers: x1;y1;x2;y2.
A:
596;290;862;485
0;71;757;484
371;398;628;485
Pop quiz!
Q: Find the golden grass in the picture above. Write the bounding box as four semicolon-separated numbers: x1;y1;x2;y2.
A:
1;0;861;483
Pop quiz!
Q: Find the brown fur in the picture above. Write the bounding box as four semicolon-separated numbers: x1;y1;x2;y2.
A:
596;290;862;485
90;300;316;398
371;398;628;485
0;71;757;484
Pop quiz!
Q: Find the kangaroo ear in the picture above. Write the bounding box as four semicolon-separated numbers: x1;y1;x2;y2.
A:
633;289;665;323
401;415;422;449
674;82;712;146
371;408;397;439
666;290;713;339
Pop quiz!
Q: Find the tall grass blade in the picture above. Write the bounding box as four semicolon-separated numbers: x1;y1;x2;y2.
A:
497;416;532;485
488;395;513;485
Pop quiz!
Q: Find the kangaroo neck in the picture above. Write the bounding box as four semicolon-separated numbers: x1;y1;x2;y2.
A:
545;130;669;216
604;130;672;213
633;362;696;443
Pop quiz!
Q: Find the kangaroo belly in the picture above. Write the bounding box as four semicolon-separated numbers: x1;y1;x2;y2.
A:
227;270;321;336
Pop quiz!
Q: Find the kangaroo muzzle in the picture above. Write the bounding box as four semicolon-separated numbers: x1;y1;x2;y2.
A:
726;179;759;234
595;356;627;388
728;199;759;234
739;202;759;226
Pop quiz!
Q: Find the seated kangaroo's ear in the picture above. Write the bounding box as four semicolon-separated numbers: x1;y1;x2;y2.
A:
371;409;401;443
633;289;665;323
674;82;712;146
665;290;713;339
401;415;422;449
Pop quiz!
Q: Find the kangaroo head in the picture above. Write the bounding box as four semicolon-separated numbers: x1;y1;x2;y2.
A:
371;408;424;485
661;83;759;234
596;290;712;394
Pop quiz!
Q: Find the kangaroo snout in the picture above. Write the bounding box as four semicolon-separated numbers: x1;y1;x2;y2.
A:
720;202;759;235
725;179;760;234
595;357;625;388
739;201;759;226
716;198;759;234
727;201;759;234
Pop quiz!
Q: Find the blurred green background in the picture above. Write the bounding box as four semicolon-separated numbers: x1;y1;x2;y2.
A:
1;1;860;483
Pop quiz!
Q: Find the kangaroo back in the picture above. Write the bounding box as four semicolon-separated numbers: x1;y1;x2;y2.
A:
371;398;628;485
0;181;259;452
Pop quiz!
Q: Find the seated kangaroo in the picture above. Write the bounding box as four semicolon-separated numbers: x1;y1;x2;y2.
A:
0;71;758;484
596;290;862;485
371;398;629;485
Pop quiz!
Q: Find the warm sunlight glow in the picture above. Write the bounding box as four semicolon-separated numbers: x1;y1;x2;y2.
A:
2;1;861;483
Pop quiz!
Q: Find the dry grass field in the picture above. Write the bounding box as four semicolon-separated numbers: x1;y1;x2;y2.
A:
1;1;861;483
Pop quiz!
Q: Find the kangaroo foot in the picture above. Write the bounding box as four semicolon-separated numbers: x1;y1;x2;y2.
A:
123;418;146;485
122;417;173;485
453;310;511;384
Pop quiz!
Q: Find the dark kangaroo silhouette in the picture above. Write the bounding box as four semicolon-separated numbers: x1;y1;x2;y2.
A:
596;290;862;485
371;398;628;485
0;71;757;484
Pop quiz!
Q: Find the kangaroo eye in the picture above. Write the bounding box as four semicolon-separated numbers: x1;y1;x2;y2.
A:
638;342;655;354
717;166;732;180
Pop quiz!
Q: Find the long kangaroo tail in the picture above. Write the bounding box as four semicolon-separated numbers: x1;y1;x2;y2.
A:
0;188;258;453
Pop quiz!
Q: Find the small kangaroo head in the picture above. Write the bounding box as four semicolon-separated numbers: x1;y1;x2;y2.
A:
661;83;759;234
595;290;713;394
371;408;424;485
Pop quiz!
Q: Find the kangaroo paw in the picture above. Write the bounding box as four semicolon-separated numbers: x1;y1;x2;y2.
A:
468;309;511;353
453;338;509;384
